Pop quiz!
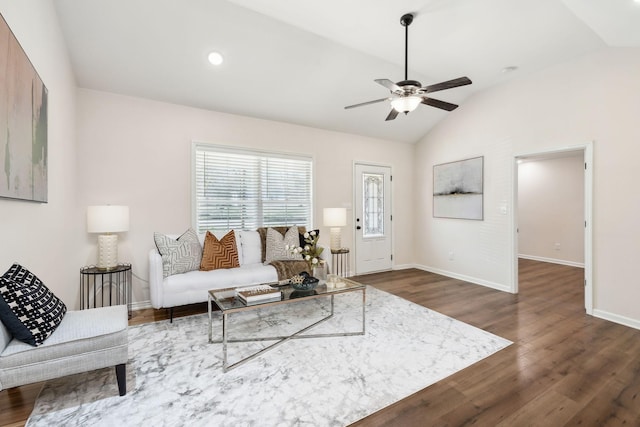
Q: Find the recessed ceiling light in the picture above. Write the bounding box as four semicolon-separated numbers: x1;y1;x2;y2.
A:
207;51;224;66
502;66;518;73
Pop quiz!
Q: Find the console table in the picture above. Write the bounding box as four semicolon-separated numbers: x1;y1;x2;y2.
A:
80;264;132;318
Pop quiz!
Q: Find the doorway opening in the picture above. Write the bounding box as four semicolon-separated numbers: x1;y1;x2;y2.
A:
512;143;593;314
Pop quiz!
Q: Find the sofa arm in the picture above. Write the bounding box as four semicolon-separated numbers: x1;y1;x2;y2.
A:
148;249;164;309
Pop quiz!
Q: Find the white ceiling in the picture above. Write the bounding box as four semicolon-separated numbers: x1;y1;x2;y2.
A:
52;0;640;143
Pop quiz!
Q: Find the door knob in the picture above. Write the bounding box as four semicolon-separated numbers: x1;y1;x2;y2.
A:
356;226;361;230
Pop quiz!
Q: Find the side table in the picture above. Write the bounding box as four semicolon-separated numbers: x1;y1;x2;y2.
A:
80;264;132;319
331;248;350;277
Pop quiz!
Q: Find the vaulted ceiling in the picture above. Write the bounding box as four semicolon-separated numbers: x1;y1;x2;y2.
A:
53;0;640;143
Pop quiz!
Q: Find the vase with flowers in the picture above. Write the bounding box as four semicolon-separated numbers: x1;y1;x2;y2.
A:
286;230;326;282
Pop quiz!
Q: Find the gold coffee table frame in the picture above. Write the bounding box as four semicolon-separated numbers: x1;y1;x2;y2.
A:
208;279;366;372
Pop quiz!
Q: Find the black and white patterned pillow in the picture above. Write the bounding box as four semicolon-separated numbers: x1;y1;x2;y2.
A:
154;228;203;278
0;264;67;346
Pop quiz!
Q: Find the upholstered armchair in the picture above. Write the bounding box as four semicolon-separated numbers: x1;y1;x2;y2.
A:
0;305;129;396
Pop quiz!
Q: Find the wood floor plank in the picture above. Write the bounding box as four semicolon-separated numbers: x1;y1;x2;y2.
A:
496;390;581;427
563;377;640;426
2;259;639;427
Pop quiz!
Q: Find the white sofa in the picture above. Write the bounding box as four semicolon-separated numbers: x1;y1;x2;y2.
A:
149;230;327;320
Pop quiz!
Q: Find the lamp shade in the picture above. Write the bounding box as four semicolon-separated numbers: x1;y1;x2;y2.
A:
390;95;421;113
87;205;130;233
323;208;347;227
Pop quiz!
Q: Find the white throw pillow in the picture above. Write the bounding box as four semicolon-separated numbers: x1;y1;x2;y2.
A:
264;227;300;264
238;230;261;265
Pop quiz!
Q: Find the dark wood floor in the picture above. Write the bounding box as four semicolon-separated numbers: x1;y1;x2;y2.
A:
2;259;639;426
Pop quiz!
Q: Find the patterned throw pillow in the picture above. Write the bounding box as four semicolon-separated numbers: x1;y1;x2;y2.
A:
298;229;319;248
0;264;67;346
200;231;240;271
264;227;300;264
154;228;203;278
257;226;306;262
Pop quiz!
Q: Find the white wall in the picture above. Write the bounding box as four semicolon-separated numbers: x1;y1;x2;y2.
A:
0;2;80;306
518;155;584;266
75;89;414;306
414;47;640;326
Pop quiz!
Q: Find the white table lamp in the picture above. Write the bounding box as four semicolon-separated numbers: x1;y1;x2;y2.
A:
323;207;347;251
87;205;129;270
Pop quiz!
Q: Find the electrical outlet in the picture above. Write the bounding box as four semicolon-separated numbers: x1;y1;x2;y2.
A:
448;251;455;261
554;243;561;251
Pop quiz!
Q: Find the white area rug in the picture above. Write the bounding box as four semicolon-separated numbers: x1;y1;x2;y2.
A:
27;287;510;426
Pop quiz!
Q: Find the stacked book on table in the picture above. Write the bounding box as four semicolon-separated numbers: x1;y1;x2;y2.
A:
235;284;282;306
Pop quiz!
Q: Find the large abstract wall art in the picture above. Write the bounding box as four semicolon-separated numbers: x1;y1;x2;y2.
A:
433;156;483;220
0;13;48;202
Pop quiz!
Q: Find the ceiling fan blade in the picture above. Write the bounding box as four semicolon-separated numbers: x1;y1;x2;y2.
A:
375;79;402;92
421;97;458;111
424;77;472;93
344;97;390;110
385;109;399;121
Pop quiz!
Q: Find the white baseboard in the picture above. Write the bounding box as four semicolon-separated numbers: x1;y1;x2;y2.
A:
129;278;640;333
392;263;416;271
131;300;152;311
593;309;640;331
349;264;417;276
414;264;511;293
518;254;584;268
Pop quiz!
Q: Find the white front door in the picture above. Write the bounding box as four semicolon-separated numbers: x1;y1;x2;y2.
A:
354;163;392;274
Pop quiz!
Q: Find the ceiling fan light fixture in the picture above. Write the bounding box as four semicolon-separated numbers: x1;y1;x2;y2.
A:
207;51;224;66
391;95;422;113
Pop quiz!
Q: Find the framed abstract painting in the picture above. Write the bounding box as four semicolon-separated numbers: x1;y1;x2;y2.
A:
433;156;483;220
0;13;48;202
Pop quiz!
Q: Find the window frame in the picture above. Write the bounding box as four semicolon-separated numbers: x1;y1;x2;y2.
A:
191;142;315;233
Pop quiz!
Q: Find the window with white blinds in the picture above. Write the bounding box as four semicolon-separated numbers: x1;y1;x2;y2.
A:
192;143;313;233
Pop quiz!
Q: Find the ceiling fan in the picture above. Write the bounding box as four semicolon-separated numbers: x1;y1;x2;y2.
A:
345;13;472;121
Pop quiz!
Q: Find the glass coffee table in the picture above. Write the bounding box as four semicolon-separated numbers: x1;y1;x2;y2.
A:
208;278;366;372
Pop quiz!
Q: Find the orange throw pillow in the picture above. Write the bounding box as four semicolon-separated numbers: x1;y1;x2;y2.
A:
200;231;240;271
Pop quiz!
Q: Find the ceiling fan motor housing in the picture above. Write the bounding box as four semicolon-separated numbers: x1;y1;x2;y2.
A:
397;80;422;94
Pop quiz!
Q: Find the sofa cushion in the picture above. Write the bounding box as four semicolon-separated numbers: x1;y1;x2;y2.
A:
154;228;203;278
200;231;240;271
265;227;300;264
238;230;261;265
0;305;128;359
163;264;278;307
0;320;11;352
0;264;67;347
